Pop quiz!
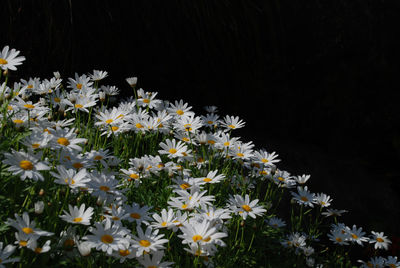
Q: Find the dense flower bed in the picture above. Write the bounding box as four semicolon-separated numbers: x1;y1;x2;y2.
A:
0;46;398;267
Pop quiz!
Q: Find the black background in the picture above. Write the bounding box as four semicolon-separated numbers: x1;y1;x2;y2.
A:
2;0;400;243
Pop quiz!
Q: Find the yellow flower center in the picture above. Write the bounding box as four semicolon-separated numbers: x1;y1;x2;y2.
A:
236;153;244;157
64;178;75;185
161;221;167;227
34;247;43;254
0;58;8;64
54;97;61;103
7;105;13;110
73;162;83;169
130;173;139;180
76;83;82;89
169;148;177;154
73;217;83;223
261;158;269;163
136;123;143;129
75;104;83;108
223;142;230;146
207;120;213;124
203;178;212;182
27;84;33;89
112;216;120;220
24;104;35;109
119;249;130;256
111;126;119;131
181;204;188;209
19;240;28;247
100;186;110;192
13;119;24;124
228;124;236;129
207;140;215;145
148;266;157;268
242;205;252;212
376;237;384;243
22;227;34;234
130;213;141;219
336;237;342;242
63;239;75;248
94;155;103;160
32;143;40;149
351;234;358;239
139;240;151;247
180;183;190;189
301;196;309;202
101;234;114;244
57;137;70;146
203;237;211;242
105;119;113;124
182;137;189;142
278;177;285;182
176;109;184;115
20;160;34;170
143;98;150;103
192;235;203;242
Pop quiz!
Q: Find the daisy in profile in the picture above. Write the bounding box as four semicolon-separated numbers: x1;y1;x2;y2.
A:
370;231;391;250
2;149;50;181
83;218;130;255
137;251;174;267
194;170;226;185
267;217;286;229
7;212;53;238
221;115;245;131
294;174;311;185
0;45;25;71
90;70;108;82
228;194;266;220
27;240;51;254
60;204;94;225
132;226;169;256
158;139;189;159
0;242;20;266
321;208;348;217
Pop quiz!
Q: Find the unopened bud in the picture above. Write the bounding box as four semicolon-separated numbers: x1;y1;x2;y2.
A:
34;201;45;214
39;189;45;196
77;241;91;257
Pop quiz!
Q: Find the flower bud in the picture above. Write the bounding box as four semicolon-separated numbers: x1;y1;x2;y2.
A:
77;241;91;257
34;201;45;214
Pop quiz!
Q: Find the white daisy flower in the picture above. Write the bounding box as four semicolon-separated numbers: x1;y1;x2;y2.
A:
158;139;190;159
194;170;226;185
267;217;286;229
314;193;333;208
178;219;228;246
3;149;50;181
137;250;174;268
7;212;53;238
51;166;90;190
228;194;266;220
222;115;245;131
150;208;177;229
27;240;51;254
83;219;130;255
370;231;391;250
132;226;169;256
291;186;316;207
60;204;94;225
0;45;25;71
0;242;20;267
89;70;108;81
124;202;152;225
51;127;87;152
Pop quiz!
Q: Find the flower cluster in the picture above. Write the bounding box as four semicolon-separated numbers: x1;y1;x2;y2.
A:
0;45;396;267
